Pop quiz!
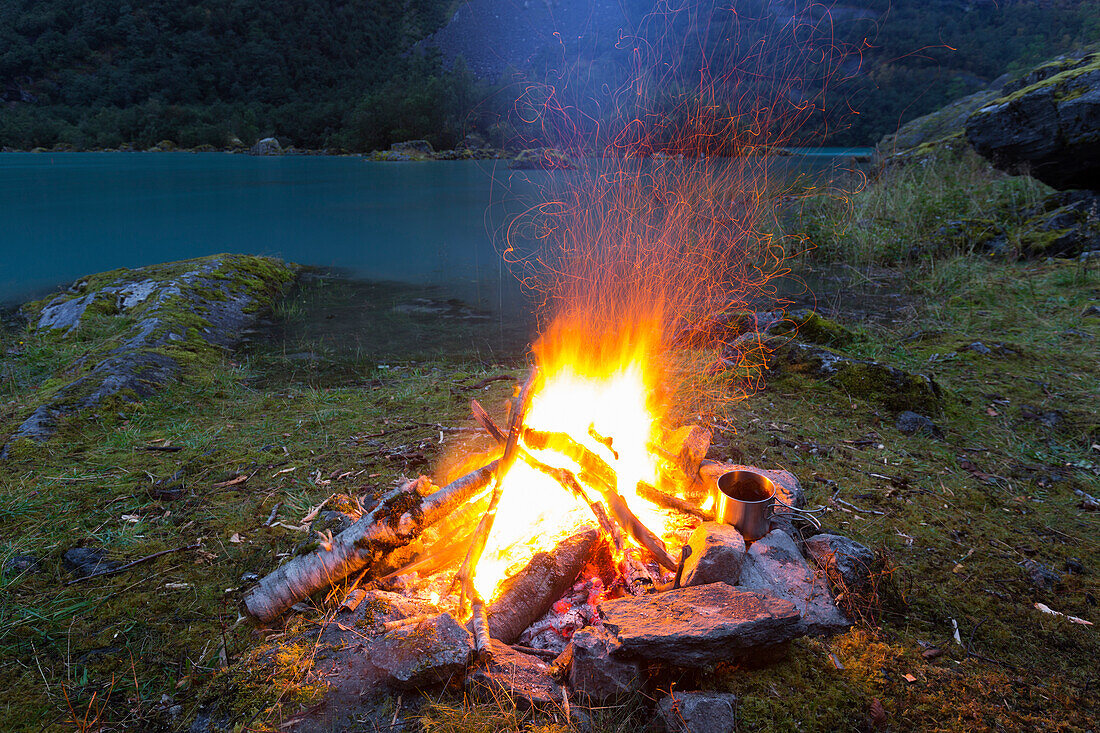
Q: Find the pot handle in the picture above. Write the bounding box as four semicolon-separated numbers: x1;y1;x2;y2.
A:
774;497;824;530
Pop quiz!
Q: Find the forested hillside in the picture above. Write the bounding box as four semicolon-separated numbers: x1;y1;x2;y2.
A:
1;0;1099;151
0;0;487;150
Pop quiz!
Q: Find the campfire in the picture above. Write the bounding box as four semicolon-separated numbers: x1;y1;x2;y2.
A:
238;302;857;721
239;78;861;720
242;314;719;637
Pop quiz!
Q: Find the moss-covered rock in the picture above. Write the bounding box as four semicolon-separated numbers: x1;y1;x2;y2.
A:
775;310;860;348
966;52;1100;190
1016;190;1100;257
1;254;298;456
774;342;944;413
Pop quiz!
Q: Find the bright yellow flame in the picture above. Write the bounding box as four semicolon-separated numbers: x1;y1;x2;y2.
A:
471;318;676;600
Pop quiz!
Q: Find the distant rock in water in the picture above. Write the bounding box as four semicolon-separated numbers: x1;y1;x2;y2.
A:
249;137;283;155
510;148;575;170
966;53;1100;190
390;140;434;156
1;255;297;458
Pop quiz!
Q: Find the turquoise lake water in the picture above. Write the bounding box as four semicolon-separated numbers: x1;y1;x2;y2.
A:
0;151;870;309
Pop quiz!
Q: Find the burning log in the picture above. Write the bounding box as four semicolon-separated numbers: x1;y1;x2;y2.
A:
451;372;537;655
603;491;677;571
623;547;658;595
652;425;711;498
636;480;715;521
472;399;674;571
242;462;498;624
472;399;624;552
523;428;617;491
485;528;601;644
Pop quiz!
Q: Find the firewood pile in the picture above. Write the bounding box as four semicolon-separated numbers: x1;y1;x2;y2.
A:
240;372;873;730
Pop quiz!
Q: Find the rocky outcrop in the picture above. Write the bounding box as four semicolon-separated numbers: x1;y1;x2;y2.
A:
390;140;434;155
249;137;283;155
2;255;296;457
1016;189;1100;257
966;53;1100;190
876;81;1008;164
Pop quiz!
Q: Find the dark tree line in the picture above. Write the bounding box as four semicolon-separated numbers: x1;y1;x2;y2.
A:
0;0;1098;151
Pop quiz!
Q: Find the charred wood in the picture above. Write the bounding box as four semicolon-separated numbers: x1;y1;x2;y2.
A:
486;528;600;644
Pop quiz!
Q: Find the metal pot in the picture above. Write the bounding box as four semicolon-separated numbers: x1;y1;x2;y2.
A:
714;469;776;542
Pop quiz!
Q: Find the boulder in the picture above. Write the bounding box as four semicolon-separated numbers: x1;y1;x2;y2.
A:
803;534;875;589
738;530;850;636
63;548;119;577
680;522;746;587
467;641;563;708
567;625;641;702
896;411;943;438
249;137;283;155
657;691;738;733
598;583;804;667
966;53;1100;190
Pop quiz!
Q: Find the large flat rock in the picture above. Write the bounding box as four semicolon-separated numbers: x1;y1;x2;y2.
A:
598;583;803;667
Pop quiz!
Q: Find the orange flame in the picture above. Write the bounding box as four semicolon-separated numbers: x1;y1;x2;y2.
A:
474;316;673;600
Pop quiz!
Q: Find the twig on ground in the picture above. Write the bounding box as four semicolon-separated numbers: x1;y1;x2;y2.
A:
264;503;282;527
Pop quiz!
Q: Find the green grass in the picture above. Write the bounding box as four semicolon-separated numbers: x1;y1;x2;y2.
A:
1;246;1098;730
788;150;1051;266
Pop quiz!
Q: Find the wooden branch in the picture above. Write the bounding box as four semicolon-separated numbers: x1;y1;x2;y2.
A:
523;428;617;491
242;462;498;624
622;547;657;595
65;543;201;586
471;594;493;661
636;481;715;521
474;397;675;570
602;490;677;571
520;424;675;571
471;400;624;553
451;370;538;618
